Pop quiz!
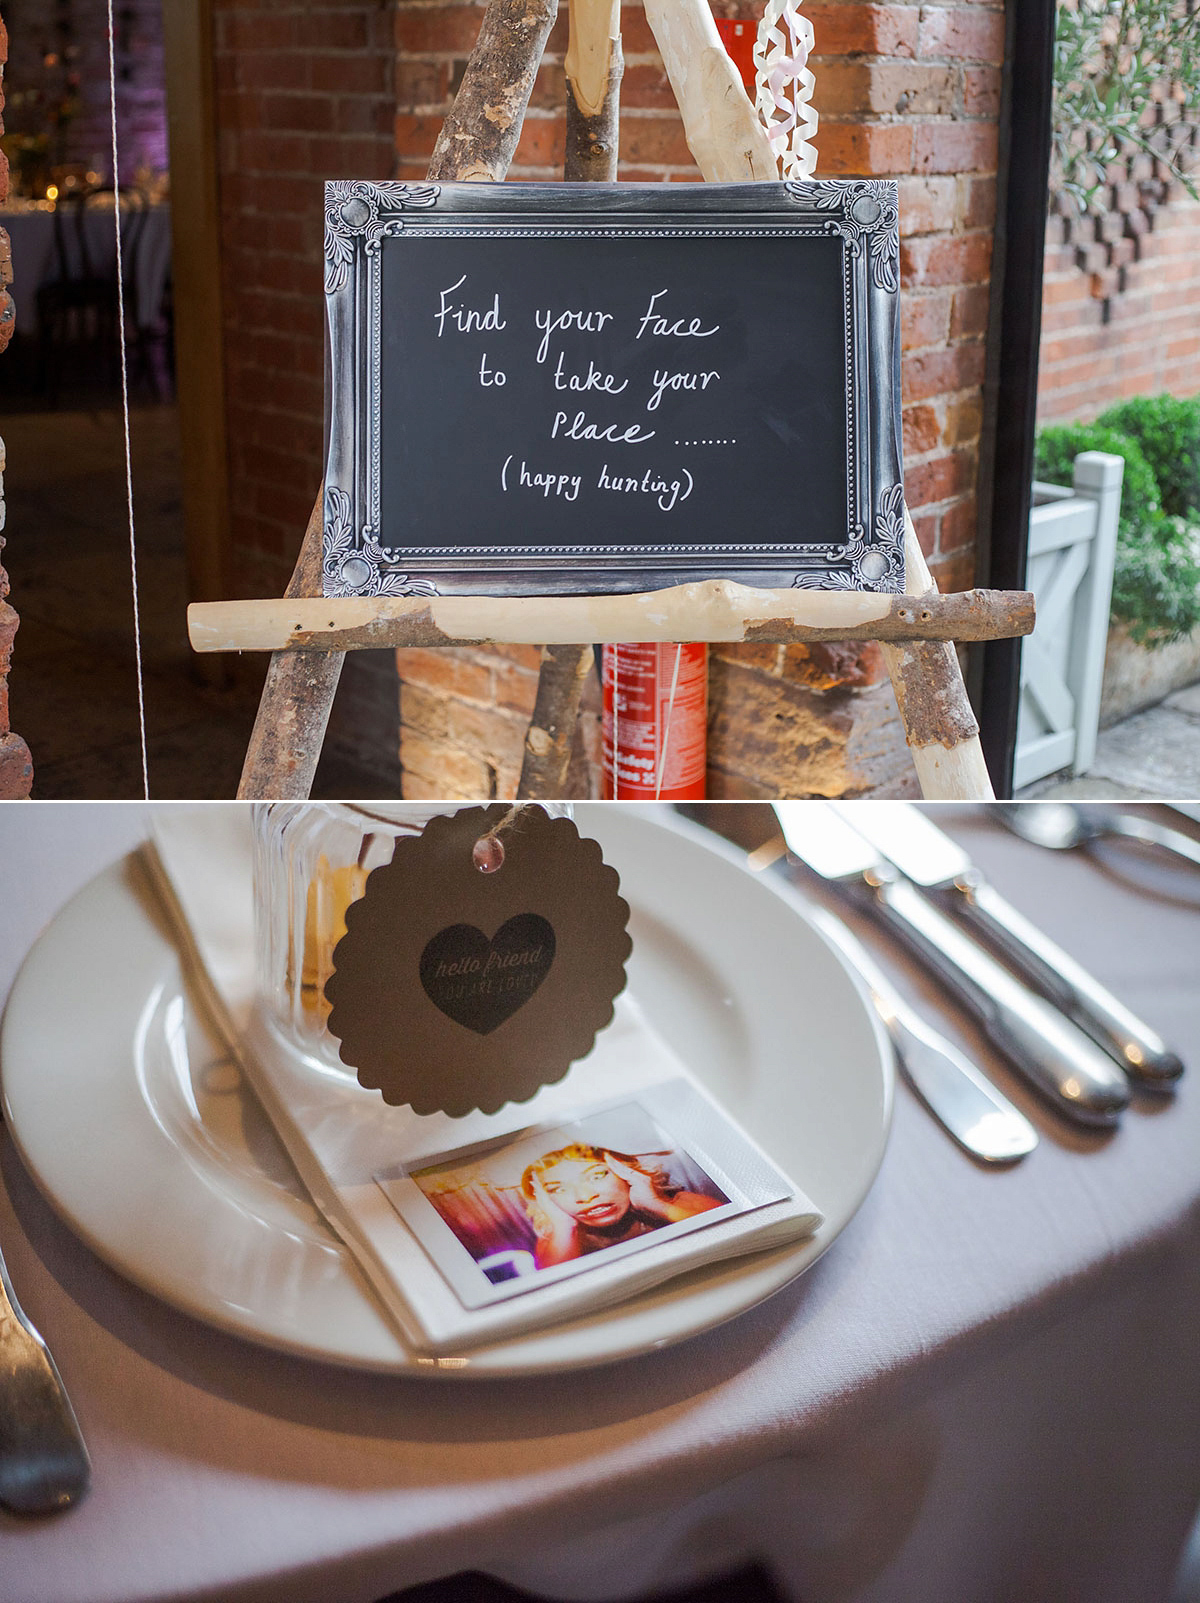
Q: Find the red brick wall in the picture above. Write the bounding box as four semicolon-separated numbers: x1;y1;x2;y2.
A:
207;3;1003;798
1038;185;1200;423
393;0;1003;799
211;4;404;782
0;7;34;798
713;0;1000;796
213;2;397;602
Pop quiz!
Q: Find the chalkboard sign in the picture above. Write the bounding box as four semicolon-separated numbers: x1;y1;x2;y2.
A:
323;181;903;598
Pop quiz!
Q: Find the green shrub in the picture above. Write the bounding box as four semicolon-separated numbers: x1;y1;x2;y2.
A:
1110;518;1200;648
1096;395;1200;521
1034;420;1200;646
1034;422;1162;541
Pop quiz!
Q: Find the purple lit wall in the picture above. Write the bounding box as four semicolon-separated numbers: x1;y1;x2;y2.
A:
3;0;167;193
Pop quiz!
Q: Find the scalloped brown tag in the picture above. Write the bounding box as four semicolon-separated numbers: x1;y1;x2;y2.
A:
325;805;632;1117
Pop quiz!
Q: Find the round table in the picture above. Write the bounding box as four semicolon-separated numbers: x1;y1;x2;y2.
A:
0;199;171;334
0;801;1198;1603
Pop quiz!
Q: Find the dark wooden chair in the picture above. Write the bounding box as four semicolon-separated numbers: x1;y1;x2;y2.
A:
34;189;146;404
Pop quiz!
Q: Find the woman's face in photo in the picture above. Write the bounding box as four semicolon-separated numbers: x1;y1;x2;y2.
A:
540;1157;631;1227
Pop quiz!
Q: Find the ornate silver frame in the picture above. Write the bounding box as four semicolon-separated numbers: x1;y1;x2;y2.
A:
323;180;903;597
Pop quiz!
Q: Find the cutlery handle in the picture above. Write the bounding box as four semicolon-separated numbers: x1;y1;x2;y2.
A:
947;877;1183;1087
807;908;1037;1163
864;876;1131;1125
1107;814;1200;871
0;1250;91;1516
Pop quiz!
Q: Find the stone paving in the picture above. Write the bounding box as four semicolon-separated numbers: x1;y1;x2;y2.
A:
1018;679;1200;801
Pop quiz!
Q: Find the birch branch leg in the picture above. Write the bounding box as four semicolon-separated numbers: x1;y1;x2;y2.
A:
564;0;622;181
237;493;338;799
516;644;595;799
238;0;559;799
879;511;995;800
642;0;777;180
429;0;559;182
517;0;619;800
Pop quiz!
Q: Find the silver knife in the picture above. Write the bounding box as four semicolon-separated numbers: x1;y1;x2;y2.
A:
801;899;1038;1163
837;802;1184;1090
777;802;1131;1126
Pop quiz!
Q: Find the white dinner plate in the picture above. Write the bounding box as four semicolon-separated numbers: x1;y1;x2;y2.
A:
1;806;891;1376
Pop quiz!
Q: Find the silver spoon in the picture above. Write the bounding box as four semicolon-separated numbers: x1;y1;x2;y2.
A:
0;1236;91;1515
998;803;1200;872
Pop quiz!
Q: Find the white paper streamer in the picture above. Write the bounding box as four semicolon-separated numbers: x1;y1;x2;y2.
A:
754;0;819;179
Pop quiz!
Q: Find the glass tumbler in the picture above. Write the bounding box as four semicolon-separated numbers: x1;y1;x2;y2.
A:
252;802;570;1071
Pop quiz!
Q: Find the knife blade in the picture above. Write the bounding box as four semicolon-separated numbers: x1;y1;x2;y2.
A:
801;899;1038;1163
776;802;1131;1126
758;805;1035;1161
836;802;1184;1089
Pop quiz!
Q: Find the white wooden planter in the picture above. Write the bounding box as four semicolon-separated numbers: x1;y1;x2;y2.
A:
1100;620;1200;727
1014;450;1124;789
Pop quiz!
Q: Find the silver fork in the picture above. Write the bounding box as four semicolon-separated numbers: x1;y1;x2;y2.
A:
0;1232;90;1515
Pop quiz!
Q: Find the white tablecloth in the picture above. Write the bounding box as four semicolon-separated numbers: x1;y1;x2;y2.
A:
0;201;172;333
1;802;1198;1603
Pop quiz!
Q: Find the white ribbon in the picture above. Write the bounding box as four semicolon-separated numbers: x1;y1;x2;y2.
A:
754;0;819;180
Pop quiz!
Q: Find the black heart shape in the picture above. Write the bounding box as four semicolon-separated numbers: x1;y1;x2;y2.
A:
419;914;556;1035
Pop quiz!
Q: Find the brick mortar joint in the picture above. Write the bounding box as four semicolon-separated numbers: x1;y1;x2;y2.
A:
809;54;985;64
905;437;980;459
818;110;998;124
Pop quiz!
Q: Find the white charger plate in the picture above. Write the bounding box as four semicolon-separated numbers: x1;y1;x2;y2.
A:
1;805;891;1376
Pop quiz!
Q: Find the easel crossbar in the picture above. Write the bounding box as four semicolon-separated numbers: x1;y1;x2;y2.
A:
188;584;1034;654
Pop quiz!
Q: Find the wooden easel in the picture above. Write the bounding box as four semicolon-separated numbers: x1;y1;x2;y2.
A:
188;0;1034;803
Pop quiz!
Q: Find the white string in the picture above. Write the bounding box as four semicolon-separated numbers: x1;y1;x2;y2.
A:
107;0;150;798
654;644;683;800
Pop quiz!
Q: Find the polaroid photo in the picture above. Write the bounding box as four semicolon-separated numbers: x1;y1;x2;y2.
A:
374;1079;796;1310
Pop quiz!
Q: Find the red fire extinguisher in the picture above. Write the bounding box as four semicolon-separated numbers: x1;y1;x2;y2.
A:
713;17;757;92
601;643;708;800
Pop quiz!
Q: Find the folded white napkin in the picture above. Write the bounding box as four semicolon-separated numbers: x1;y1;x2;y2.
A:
145;805;821;1355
